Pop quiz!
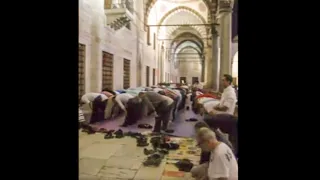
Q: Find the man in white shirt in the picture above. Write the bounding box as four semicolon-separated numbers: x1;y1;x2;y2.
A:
80;93;108;124
210;74;237;115
111;93;134;116
194;127;238;180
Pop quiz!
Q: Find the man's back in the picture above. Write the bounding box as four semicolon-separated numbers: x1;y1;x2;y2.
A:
208;142;238;180
145;91;166;105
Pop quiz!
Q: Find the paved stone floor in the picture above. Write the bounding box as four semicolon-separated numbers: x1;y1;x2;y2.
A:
79;130;198;180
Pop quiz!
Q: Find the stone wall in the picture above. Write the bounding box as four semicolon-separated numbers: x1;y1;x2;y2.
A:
79;0;158;92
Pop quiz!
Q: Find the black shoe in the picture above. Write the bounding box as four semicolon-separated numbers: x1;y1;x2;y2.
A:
114;129;123;135
160;143;180;150
175;159;194;172
186;106;190;110
143;153;164;166
104;132;114;139
163;129;174;133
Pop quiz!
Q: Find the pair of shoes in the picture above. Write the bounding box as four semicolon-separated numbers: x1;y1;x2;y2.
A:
143;153;164;167
104;129;123;139
175;159;194;172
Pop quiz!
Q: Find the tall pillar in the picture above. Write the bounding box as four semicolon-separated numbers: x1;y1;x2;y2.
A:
90;15;103;92
211;24;220;91
219;0;233;92
201;56;205;82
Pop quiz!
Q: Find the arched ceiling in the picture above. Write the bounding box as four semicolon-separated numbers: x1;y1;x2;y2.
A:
144;0;218;25
175;40;202;53
171;32;203;49
176;45;201;55
157;6;207;38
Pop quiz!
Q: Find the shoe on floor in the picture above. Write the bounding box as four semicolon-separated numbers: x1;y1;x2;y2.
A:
158;149;169;154
144;148;155;155
175;159;194;172
143;158;162;167
160;143;180;150
104;132;114;139
138;123;153;129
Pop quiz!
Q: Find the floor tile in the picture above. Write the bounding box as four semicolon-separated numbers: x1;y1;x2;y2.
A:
133;161;166;180
79;158;105;175
80;143;123;159
97;167;137;179
105;156;143;170
79;174;100;180
113;144;146;159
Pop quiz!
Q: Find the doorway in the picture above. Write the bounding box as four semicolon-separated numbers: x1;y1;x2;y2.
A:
180;77;186;84
192;77;199;84
152;68;156;85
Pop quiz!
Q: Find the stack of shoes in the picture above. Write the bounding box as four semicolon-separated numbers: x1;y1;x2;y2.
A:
175;159;194;172
137;136;149;147
143;148;155;155
143;153;164;167
150;136;162;149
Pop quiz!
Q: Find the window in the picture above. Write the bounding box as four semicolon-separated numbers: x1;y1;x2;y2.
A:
79;44;86;98
146;66;150;86
102;52;114;90
123;59;130;89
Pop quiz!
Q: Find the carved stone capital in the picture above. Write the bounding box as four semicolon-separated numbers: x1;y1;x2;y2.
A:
219;0;234;13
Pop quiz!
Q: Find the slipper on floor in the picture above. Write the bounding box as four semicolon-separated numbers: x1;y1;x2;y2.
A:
162;129;174;133
185;118;198;122
138;124;153;129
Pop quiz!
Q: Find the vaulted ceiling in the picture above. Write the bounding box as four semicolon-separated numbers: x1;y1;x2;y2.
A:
144;0;218;25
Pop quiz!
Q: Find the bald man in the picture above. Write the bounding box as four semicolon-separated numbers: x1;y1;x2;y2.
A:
192;127;238;180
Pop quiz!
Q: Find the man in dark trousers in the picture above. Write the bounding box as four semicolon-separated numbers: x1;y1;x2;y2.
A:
138;91;174;133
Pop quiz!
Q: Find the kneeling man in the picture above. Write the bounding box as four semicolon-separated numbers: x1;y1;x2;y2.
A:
193;127;238;180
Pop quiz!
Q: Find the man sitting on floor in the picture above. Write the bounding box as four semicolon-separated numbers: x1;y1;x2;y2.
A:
204;74;238;156
209;74;237;116
193;127;238;180
80;92;108;124
138;91;175;134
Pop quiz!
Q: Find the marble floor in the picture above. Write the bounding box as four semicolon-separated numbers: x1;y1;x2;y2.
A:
79;130;197;180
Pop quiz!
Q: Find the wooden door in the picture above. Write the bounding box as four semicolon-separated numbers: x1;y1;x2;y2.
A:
79;44;86;98
102;52;114;90
123;59;130;89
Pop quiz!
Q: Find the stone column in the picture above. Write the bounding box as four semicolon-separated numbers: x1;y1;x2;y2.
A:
205;46;212;87
219;0;233;92
201;56;205;82
90;15;103;92
211;24;220;91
